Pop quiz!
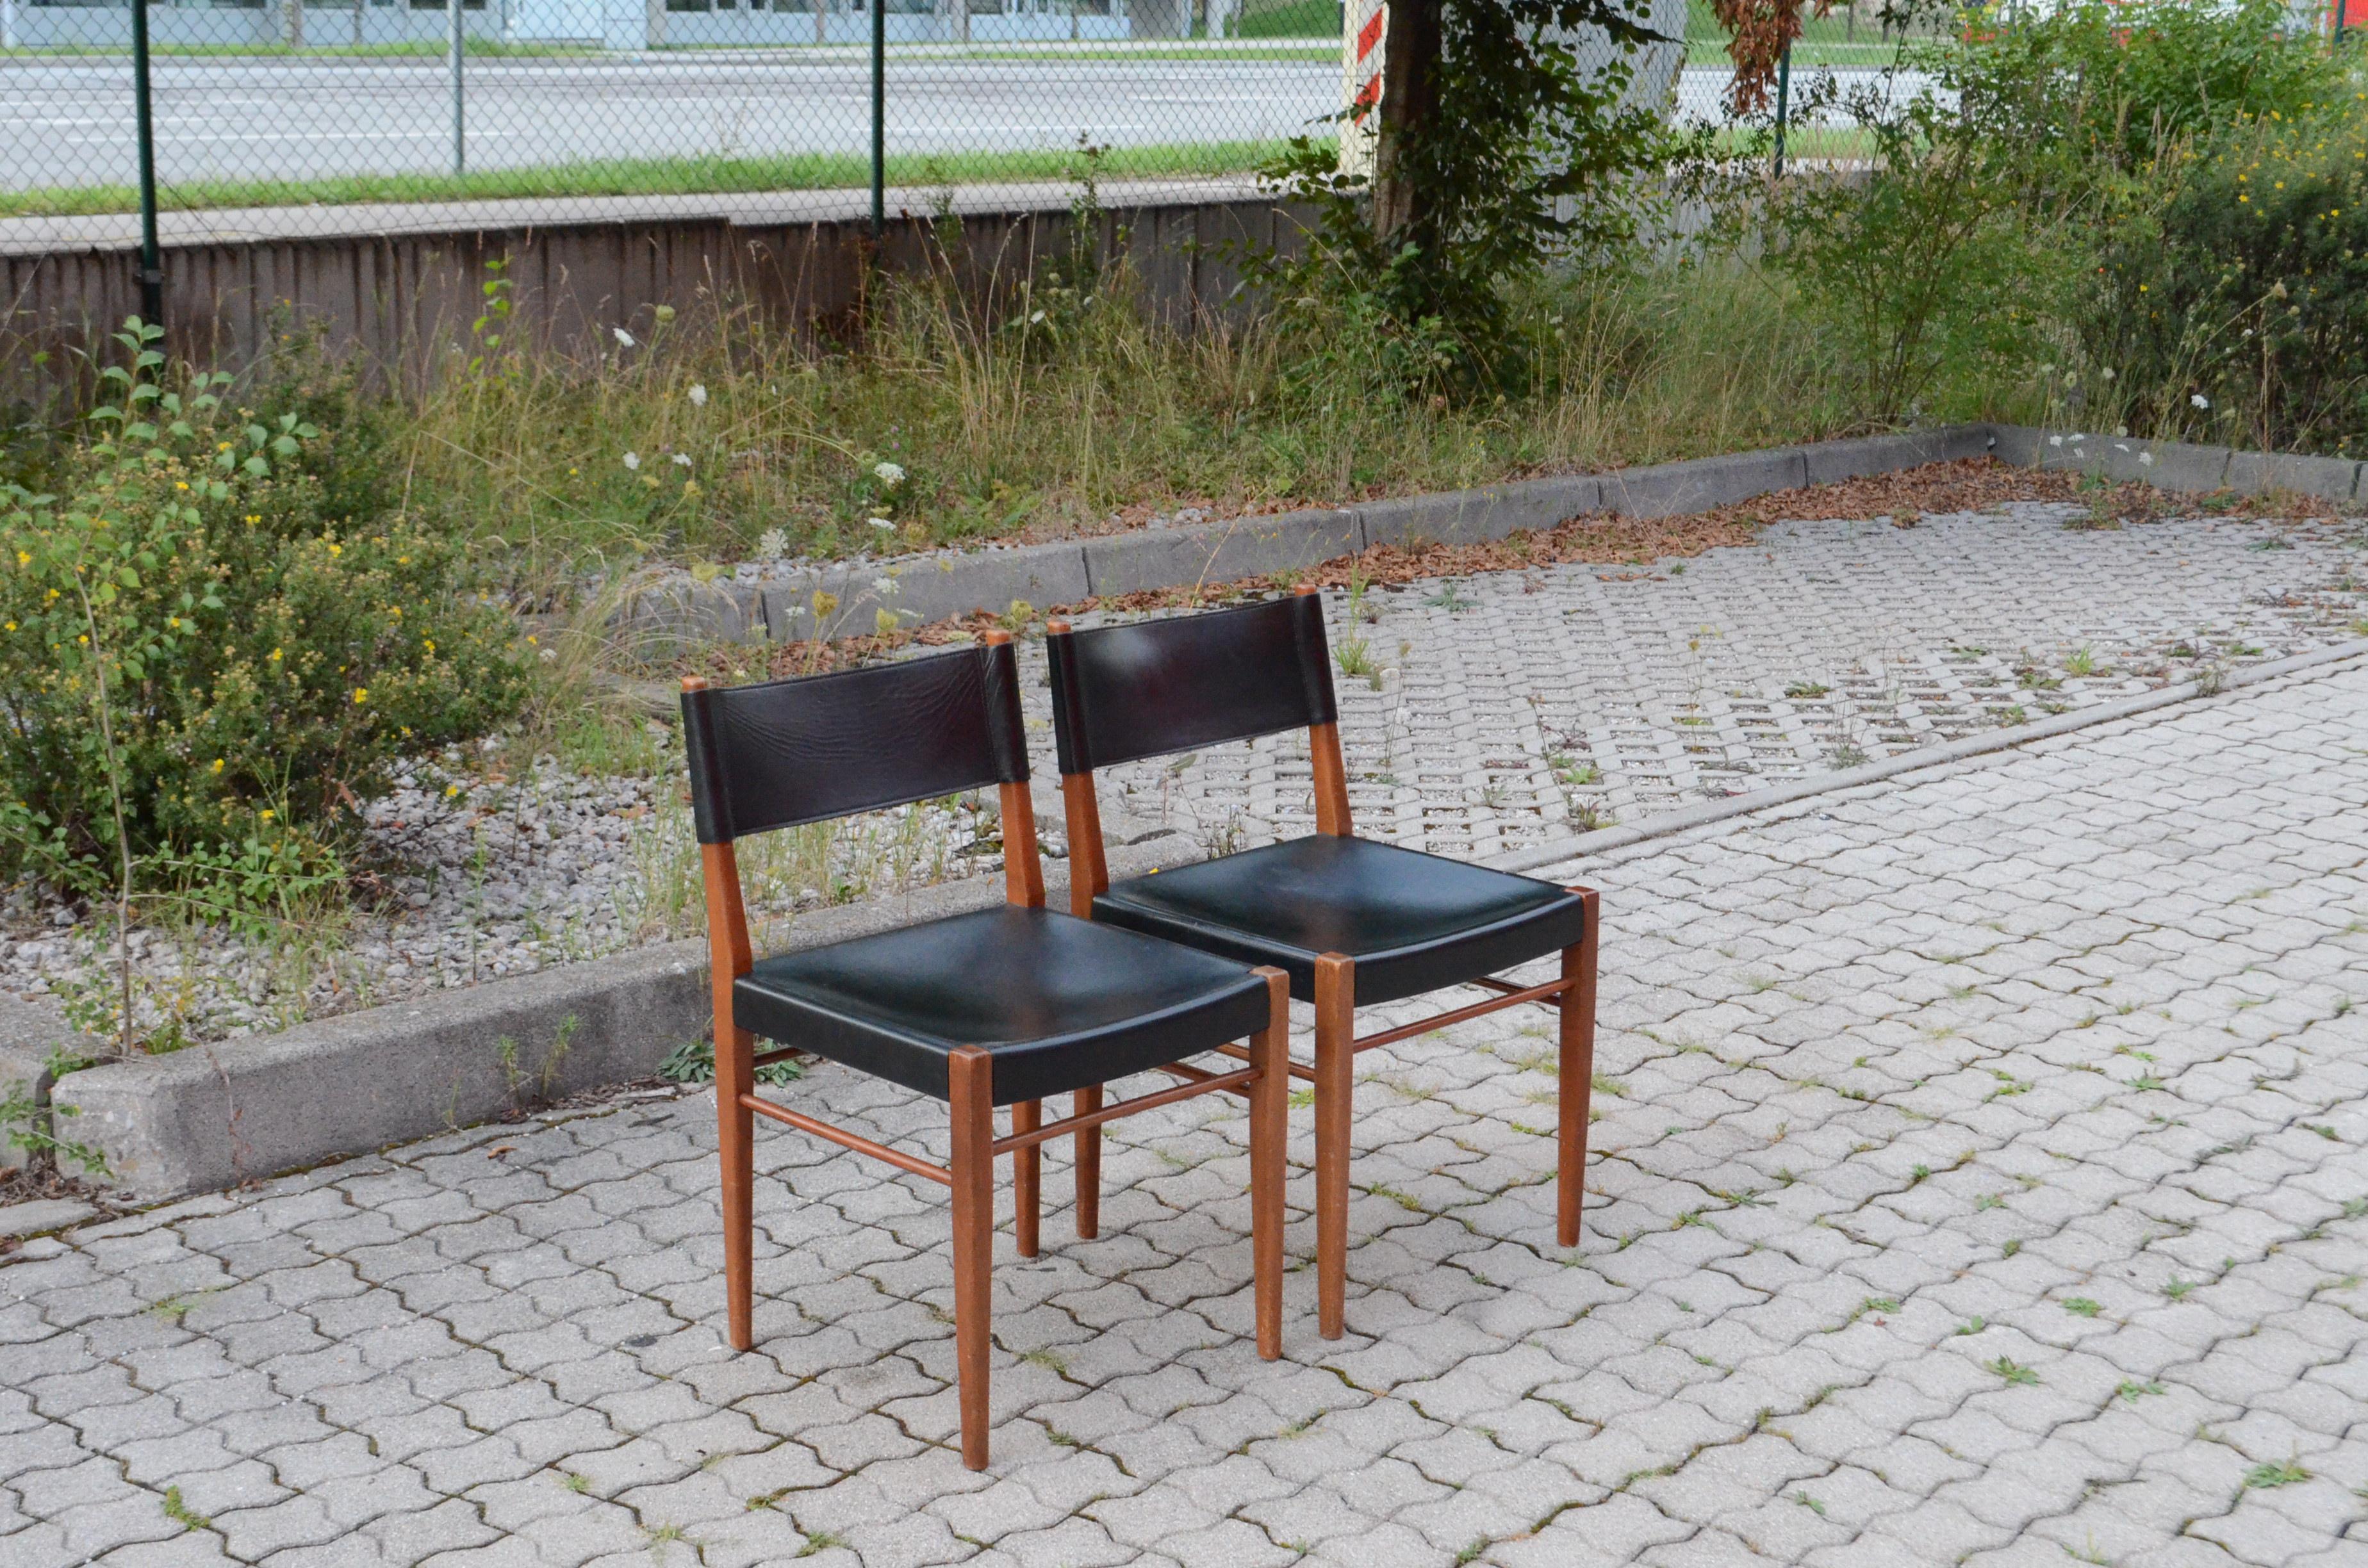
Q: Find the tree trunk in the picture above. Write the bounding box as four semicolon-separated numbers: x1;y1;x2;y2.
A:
1370;0;1440;242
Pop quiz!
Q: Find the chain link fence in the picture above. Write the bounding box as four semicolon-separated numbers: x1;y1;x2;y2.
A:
0;0;1913;249
3;0;2337;258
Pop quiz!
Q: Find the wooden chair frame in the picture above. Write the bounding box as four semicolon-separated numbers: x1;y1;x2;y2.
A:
1050;589;1600;1341
685;631;1290;1470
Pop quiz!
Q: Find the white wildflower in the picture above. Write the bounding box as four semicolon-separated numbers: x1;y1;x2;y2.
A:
2191;393;2210;409
868;517;897;531
873;578;898;596
672;452;693;468
755;527;789;558
613;327;635;349
687;383;708;407
621;452;641;471
873;461;905;487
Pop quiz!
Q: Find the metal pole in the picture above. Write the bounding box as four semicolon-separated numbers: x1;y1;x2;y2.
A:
130;0;165;331
1772;39;1791;180
870;0;885;241
449;0;465;177
2337;0;2347;47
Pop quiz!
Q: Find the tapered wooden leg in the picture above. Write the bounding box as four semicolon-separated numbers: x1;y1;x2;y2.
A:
716;1023;757;1353
948;1047;995;1471
1247;967;1290;1360
1559;890;1600;1248
1313;952;1355;1341
1073;1085;1101;1240
1014;1099;1040;1259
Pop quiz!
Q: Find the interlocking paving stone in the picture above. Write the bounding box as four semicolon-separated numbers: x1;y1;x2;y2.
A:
1050;504;2367;862
6;652;2368;1565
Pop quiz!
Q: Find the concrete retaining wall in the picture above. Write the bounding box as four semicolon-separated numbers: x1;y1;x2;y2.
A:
1;186;1296;402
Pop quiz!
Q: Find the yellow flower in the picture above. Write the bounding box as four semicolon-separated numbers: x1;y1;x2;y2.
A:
352;687;369;704
3;623;14;633
525;635;538;646
268;646;283;662
174;482;188;491
327;543;342;557
423;638;436;655
445;785;461;798
13;551;26;566
259;809;275;821
211;758;225;773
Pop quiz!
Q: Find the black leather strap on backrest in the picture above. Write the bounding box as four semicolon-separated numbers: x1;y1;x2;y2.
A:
1045;594;1337;775
681;642;1028;844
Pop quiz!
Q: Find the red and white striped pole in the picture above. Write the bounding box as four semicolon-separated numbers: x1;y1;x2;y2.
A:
1338;0;1386;179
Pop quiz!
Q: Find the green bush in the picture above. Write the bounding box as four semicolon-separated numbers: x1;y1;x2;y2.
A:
1941;0;2346;202
1755;97;2064;425
0;322;528;917
2087;99;2368;453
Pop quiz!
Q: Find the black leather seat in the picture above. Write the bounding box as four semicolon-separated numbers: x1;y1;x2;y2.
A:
735;904;1273;1106
1093;835;1588;1007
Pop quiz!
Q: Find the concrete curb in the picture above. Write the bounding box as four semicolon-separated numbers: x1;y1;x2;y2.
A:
611;425;2002;651
0;997;97;1180
1488;639;2368;876
48;833;1196;1200
1990;424;2364;503
618;421;2362;653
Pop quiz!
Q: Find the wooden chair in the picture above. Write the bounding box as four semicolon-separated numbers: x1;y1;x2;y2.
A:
680;630;1291;1469
1044;589;1599;1341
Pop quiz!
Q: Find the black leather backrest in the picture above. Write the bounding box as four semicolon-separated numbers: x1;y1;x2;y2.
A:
1046;594;1337;775
681;642;1028;844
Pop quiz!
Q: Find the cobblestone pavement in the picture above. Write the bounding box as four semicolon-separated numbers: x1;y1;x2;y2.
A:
1060;503;2367;863
6;650;2364;1568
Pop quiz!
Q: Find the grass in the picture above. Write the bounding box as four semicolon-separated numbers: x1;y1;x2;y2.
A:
2242;1455;2311;1489
1;138;1306;220
348;241;1895;589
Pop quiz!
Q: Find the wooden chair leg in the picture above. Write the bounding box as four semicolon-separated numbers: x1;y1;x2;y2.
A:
1014;1099;1040;1259
1313;952;1355;1341
1248;968;1290;1360
1074;1085;1101;1240
948;1046;995;1471
1559;892;1600;1248
716;1023;757;1353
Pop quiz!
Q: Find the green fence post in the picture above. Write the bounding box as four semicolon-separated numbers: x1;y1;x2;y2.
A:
1772;38;1791;179
871;0;886;241
130;0;164;331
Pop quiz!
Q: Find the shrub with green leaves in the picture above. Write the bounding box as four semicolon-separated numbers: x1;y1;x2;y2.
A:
1941;0;2347;205
2089;99;2368;453
0;322;528;915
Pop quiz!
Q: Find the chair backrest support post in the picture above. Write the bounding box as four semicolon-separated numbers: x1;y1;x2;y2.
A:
982;628;1048;908
684;675;757;1032
1294;587;1354;835
1058;770;1108;918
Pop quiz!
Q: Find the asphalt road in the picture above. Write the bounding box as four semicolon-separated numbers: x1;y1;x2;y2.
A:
6;55;1345;191
0;53;1897;194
